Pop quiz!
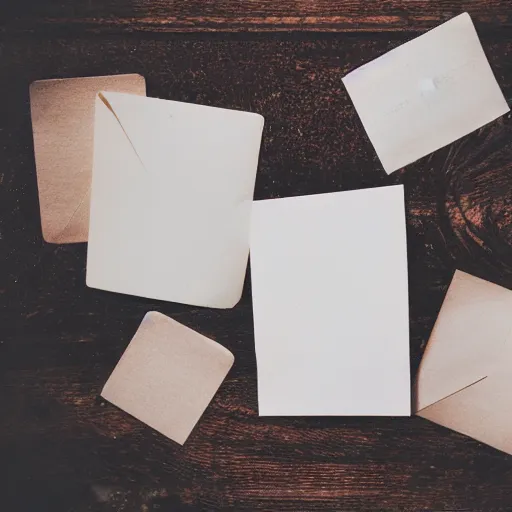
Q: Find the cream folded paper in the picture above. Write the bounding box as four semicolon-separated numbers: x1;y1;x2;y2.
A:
86;92;264;308
250;185;410;416
343;13;509;174
102;311;234;445
30;74;146;243
416;270;512;455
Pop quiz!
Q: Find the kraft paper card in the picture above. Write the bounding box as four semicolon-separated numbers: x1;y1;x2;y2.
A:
86;92;264;308
101;311;234;445
416;270;512;455
343;13;509;174
30;74;146;243
250;185;410;416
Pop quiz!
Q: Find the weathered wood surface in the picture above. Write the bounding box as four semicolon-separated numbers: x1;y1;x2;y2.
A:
2;8;512;512
3;0;512;33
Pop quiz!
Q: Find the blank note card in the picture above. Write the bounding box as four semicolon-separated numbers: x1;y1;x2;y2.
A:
250;185;410;416
101;311;234;445
343;13;509;174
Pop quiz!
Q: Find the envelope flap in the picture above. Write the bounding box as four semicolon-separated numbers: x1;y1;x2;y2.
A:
418;368;512;456
52;187;91;243
415;271;512;411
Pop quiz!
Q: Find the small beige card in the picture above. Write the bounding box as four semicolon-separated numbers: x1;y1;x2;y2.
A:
415;270;512;455
101;311;234;445
30;74;146;243
343;13;509;174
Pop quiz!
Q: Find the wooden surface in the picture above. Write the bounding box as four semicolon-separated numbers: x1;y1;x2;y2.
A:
3;0;512;33
2;2;512;511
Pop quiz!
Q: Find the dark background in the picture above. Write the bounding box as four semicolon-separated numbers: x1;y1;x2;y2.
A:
2;1;512;510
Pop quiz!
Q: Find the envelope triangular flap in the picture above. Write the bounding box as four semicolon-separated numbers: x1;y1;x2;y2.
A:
417;366;512;455
415;270;512;411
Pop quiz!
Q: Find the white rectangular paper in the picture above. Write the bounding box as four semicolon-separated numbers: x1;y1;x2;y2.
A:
250;185;410;416
343;13;509;174
86;93;264;308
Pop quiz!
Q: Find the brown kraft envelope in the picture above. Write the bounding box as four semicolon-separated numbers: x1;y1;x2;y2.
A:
30;74;146;243
415;270;512;455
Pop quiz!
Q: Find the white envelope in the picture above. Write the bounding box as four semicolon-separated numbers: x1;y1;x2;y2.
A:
86;92;264;308
343;13;509;174
250;185;411;416
415;270;512;455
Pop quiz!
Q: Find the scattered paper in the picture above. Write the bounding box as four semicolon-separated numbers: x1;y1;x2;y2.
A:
250;185;410;416
86;92;264;308
343;13;509;174
416;270;512;455
30;74;146;243
101;311;234;445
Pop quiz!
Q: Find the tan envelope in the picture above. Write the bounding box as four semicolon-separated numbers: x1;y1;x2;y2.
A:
30;74;146;243
415;270;512;454
101;311;234;445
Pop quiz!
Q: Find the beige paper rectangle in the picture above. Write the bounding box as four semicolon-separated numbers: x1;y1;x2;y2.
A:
30;74;146;243
101;311;234;445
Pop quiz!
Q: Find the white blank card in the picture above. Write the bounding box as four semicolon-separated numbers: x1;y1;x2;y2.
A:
343;13;509;174
250;185;410;416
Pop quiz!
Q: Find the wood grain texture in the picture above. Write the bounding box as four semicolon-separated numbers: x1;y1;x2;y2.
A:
2;0;512;33
2;23;512;512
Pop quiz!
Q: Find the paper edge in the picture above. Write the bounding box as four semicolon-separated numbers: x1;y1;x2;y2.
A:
100;90;265;125
29;73;146;92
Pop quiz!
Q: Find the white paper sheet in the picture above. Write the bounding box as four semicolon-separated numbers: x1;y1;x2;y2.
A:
250;185;410;416
343;13;509;174
86;92;264;308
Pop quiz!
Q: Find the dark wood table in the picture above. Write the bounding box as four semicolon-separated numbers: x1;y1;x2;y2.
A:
2;2;512;510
